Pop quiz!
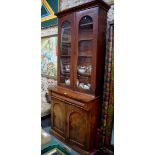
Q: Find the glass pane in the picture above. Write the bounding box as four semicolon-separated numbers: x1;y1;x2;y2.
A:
60;21;71;86
77;16;93;91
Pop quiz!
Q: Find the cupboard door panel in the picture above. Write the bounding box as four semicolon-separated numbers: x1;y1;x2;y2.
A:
52;99;66;136
67;105;89;149
69;112;86;144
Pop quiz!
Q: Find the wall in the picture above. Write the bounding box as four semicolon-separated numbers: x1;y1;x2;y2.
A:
60;0;114;11
41;26;58;93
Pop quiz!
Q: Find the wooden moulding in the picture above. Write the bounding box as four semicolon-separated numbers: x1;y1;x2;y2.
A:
55;0;110;17
48;86;100;103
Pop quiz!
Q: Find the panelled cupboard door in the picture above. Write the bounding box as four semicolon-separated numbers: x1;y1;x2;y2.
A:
66;104;89;149
58;13;75;89
74;7;99;95
51;98;66;137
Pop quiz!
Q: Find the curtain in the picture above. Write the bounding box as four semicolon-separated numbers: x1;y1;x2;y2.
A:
99;21;114;148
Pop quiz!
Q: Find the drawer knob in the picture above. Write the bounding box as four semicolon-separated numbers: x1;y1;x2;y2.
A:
64;92;67;95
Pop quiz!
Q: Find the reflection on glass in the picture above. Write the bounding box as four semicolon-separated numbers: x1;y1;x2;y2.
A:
77;16;93;90
60;21;71;86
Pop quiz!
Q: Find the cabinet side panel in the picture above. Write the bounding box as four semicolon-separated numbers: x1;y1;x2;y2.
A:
96;8;108;95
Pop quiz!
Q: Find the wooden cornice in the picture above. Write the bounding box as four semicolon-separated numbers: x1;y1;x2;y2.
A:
55;0;110;17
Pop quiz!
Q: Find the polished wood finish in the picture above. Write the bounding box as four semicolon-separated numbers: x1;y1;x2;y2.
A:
49;86;101;154
56;0;110;96
49;1;109;154
55;0;110;17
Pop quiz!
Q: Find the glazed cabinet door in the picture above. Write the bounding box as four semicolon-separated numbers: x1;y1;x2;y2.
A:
58;13;75;89
51;98;66;139
74;7;99;95
66;104;90;150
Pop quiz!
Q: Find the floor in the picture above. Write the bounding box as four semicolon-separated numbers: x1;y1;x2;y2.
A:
41;116;80;155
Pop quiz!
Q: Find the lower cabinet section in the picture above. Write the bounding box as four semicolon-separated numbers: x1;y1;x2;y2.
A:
51;95;100;154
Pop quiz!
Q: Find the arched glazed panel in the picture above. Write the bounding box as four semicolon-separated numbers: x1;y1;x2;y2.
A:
60;21;71;86
77;16;93;91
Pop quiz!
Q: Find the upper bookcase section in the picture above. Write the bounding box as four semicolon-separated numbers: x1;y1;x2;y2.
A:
56;0;110;96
